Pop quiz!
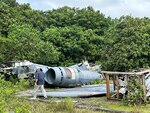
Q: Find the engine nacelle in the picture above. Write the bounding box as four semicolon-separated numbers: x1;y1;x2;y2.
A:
45;67;103;87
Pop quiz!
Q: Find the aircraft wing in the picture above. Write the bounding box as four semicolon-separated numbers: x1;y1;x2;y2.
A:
36;84;114;97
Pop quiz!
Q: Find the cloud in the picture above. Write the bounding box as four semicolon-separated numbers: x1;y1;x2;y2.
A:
96;0;150;18
16;0;150;18
16;0;57;10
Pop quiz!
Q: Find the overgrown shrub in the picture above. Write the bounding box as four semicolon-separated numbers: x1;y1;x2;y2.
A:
122;75;146;105
0;74;31;113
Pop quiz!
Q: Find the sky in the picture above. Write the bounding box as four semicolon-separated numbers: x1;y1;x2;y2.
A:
16;0;150;18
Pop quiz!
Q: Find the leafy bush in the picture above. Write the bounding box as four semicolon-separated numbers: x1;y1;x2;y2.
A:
122;76;146;105
0;74;31;113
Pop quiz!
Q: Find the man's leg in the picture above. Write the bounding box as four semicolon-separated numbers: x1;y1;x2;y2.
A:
40;85;47;98
33;85;40;98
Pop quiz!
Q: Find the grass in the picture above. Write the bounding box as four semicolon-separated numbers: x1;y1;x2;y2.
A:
21;96;150;113
107;104;150;113
11;98;105;113
75;97;150;113
1;76;150;113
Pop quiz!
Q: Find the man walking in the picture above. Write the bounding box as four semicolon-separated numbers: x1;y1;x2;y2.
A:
32;66;47;99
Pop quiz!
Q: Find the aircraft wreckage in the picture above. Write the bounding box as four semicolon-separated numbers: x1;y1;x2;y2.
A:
1;60;150;98
1;60;107;97
0;60;103;87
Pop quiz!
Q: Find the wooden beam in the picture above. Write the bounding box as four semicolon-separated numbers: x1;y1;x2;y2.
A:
102;69;150;75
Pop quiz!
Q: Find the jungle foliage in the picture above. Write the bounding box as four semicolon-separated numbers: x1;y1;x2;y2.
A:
0;0;150;71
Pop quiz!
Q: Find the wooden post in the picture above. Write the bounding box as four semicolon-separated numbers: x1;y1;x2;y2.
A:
126;75;128;100
112;75;116;91
105;73;110;99
142;74;147;102
116;75;119;99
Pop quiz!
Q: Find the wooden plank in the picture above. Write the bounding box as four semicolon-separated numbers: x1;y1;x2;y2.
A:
102;71;135;75
102;69;150;75
136;69;150;75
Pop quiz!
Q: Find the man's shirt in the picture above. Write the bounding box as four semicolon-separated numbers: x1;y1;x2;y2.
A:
35;71;45;85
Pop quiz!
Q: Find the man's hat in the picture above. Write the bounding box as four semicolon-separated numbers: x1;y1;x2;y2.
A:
36;66;40;70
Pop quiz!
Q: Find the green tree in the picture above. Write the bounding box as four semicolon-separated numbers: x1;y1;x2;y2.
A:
45;6;110;35
74;6;110;35
45;6;76;27
102;16;150;71
6;23;60;65
43;25;104;65
0;36;11;62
